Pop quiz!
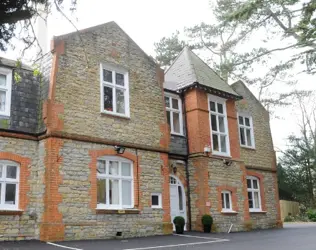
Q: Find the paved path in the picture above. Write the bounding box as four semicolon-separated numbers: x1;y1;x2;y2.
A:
0;223;316;250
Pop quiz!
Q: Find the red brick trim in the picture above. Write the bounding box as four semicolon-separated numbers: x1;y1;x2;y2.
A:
0;152;31;211
0;210;23;215
88;149;139;211
96;209;140;214
240;164;250;221
246;171;267;212
216;185;238;212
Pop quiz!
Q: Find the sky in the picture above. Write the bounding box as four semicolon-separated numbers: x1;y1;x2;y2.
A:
1;0;315;154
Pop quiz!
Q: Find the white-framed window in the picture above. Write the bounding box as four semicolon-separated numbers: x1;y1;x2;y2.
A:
97;156;133;210
164;94;183;135
221;191;233;212
247;176;262;212
208;95;230;156
151;193;162;209
0;161;19;210
100;64;130;117
238;114;255;148
0;68;12;117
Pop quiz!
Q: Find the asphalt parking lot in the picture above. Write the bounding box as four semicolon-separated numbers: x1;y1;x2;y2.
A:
0;223;316;250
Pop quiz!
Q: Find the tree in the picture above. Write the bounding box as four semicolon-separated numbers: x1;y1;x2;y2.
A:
0;0;76;55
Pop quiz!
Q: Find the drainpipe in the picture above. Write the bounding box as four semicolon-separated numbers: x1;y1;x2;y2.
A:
181;92;192;231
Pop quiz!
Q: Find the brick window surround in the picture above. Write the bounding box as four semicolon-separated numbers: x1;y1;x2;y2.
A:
246;171;266;212
217;185;238;213
89;149;139;211
0;152;30;213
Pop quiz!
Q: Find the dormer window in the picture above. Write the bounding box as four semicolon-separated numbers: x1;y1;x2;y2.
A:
0;68;12;117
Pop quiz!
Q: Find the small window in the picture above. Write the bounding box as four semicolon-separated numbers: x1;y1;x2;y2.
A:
238;114;255;148
221;191;232;212
247;176;261;212
165;94;183;135
0;161;19;210
100;64;129;117
151;193;162;209
0;68;12;117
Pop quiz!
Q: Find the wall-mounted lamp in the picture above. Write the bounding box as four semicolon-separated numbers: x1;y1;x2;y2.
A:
223;159;233;166
204;145;211;154
114;145;125;154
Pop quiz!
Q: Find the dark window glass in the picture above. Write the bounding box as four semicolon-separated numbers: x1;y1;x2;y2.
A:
97;179;106;204
104;86;113;111
212;134;219;151
165;97;170;107
248;192;253;208
116;73;124;86
211;115;217;131
178;186;183;210
210;101;216;111
103;70;112;83
5;184;16;204
240;128;245;145
152;195;159;206
238;116;243;125
245;117;250;126
6;166;17;179
217;103;223;114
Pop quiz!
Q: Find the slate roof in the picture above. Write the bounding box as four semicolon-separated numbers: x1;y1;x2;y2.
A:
164;47;239;97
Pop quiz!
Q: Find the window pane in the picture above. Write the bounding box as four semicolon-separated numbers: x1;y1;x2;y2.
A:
220;135;227;153
173;112;180;133
254;192;260;208
116;88;125;114
172;98;179;110
225;193;230;209
103;86;113;112
212;134;219;151
211;114;217;131
109;179;119;205
247;179;252;188
165;97;170;108
152;195;159;206
122;180;132;206
97;179;106;204
248;192;253;208
238;116;243;125
116;73;124;86
0;74;6;87
166;111;171;128
240;128;245;145
178;186;183;211
217;103;223;114
103;69;112;83
245;117;250;126
6;166;17;179
5;183;16;205
246;129;252;146
109;161;119;175
210;101;215;111
0;91;5;112
122;162;131;176
253;179;258;189
97;160;106;174
218;116;225;132
221;193;225;208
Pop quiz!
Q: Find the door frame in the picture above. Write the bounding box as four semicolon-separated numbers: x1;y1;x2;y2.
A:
169;174;187;230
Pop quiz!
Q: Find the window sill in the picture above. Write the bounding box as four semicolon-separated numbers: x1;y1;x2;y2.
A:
211;152;232;158
0;209;23;215
151;207;163;209
170;133;185;138
100;112;130;120
250;211;267;214
240;146;256;151
221;211;238;215
96;209;140;214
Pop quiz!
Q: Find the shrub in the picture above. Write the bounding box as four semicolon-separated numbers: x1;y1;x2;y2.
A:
306;209;316;222
173;216;185;226
284;215;295;222
201;215;213;226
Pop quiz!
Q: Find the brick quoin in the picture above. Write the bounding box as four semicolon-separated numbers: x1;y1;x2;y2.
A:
216;185;238;213
0;152;31;212
240;164;250;221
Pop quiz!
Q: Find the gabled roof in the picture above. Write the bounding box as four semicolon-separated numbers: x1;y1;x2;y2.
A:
164;47;240;97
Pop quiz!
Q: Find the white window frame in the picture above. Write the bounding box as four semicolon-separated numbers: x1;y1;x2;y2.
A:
247;176;262;212
0;67;12;117
208;94;230;157
238;113;255;149
96;156;134;210
164;93;184;135
0;160;20;210
100;63;130;118
221;191;233;212
151;192;162;209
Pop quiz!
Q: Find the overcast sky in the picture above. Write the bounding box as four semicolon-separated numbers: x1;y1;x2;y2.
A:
1;0;315;154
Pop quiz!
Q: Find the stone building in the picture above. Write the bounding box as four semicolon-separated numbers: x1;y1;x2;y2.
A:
0;21;281;242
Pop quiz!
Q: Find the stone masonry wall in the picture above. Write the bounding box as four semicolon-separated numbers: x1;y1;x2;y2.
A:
0;137;44;241
59;139;167;240
54;22;166;149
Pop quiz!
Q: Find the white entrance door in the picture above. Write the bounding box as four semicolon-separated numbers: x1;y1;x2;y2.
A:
169;175;187;231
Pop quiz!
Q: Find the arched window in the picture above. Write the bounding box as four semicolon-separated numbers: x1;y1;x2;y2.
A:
247;176;261;211
97;156;133;209
0;160;19;209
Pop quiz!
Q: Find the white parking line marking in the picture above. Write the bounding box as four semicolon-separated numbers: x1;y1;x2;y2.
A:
173;234;225;240
123;239;229;250
47;242;83;250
